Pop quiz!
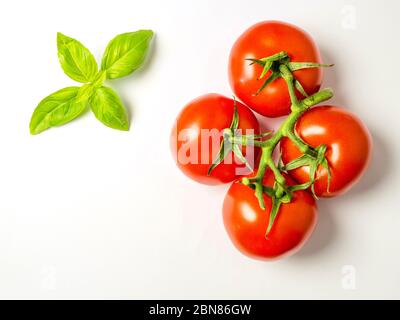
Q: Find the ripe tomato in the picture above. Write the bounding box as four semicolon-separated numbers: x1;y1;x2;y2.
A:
228;21;322;117
223;171;317;260
281;106;372;197
171;94;260;185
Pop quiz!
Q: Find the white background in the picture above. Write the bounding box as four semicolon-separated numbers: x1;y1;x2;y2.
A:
0;0;399;299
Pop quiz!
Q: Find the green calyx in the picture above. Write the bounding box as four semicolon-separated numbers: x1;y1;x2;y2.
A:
247;51;333;97
241;174;313;237
208;51;334;236
282;143;331;198
207;99;271;176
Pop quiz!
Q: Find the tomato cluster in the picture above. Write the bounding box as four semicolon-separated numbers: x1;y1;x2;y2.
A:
171;21;372;260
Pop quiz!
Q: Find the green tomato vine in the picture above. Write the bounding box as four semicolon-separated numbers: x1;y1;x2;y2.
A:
208;51;334;235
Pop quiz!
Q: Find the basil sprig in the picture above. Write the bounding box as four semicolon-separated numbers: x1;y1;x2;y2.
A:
30;30;154;134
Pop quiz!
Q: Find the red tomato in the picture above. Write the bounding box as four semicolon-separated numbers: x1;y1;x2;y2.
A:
281;106;372;197
223;171;317;260
228;21;323;117
171;94;260;185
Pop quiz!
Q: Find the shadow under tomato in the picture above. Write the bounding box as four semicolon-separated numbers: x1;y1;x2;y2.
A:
290;199;337;259
291;131;389;259
319;49;388;196
336;129;390;200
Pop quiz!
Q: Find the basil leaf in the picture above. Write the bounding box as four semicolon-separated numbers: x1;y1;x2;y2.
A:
101;30;153;79
30;87;88;135
57;32;98;83
90;86;129;131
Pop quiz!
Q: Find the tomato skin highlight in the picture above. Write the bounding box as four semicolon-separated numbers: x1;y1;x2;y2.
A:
281;106;372;197
223;172;317;260
228;21;322;118
171;94;260;185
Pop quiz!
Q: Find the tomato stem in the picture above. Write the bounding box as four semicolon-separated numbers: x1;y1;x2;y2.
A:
230;87;333;212
236;88;332;228
279;64;301;109
209;51;334;234
255;88;333;199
